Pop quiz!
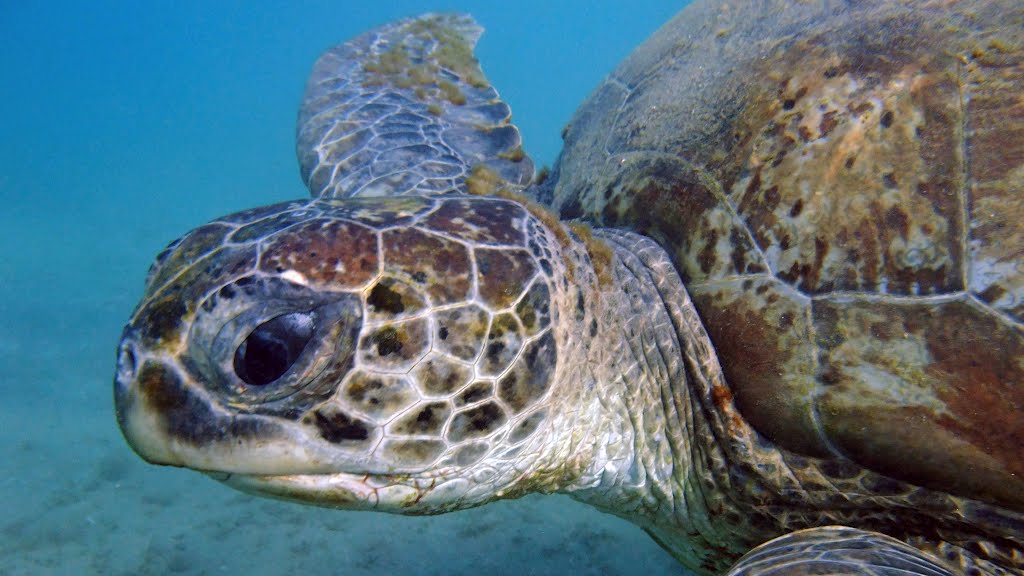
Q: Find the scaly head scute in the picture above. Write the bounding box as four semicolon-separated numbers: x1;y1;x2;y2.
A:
114;193;591;511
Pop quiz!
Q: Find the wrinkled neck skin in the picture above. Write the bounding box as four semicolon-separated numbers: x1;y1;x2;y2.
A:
537;228;750;574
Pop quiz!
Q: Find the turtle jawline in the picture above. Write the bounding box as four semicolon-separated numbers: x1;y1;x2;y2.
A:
214;471;383;510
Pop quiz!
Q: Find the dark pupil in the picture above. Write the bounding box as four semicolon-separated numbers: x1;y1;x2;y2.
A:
233;312;315;386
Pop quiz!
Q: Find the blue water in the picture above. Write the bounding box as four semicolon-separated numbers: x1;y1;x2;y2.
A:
0;1;688;574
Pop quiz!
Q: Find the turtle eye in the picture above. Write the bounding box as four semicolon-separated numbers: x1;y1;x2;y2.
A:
233;312;316;386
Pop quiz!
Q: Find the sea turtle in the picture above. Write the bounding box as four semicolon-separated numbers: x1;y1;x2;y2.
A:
113;1;1024;574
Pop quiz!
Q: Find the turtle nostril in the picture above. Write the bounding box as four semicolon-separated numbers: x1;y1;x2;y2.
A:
233;312;316;386
116;337;138;383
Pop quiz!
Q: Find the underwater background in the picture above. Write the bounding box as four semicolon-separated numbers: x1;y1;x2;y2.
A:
1;1;693;574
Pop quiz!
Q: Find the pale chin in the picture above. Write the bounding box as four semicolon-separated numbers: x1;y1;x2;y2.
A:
217;471;444;513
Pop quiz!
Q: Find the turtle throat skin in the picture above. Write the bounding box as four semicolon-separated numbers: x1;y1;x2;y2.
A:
556;228;760;574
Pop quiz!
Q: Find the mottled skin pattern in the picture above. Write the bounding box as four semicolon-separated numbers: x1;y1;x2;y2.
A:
114;5;1023;576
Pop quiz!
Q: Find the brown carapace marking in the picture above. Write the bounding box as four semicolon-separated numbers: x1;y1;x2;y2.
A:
585;154;766;285
690;278;828;457
734;35;965;295
259;219;379;289
965;37;1024;323
813;297;1024;509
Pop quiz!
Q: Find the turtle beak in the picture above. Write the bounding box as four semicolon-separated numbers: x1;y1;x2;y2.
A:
112;326;182;467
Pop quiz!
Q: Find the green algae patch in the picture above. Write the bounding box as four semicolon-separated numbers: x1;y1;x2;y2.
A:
361;15;490;106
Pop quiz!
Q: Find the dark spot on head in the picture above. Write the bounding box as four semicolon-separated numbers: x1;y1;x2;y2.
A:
311;409;370;443
456;381;491;407
486;341;505;362
782;99;795;110
882;173;898;189
438;326;449;340
368;281;405;315
346;378;384;404
447;402;507;441
133;361;270;445
845;156;856;169
881;110;894;128
391;402;450;435
412;271;427;283
778;313;794;329
373;326;404;356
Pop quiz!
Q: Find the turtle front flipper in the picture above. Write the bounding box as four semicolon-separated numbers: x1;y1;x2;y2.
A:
297;14;533;199
728;527;955;576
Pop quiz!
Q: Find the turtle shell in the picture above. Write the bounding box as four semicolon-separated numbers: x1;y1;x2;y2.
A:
547;0;1024;511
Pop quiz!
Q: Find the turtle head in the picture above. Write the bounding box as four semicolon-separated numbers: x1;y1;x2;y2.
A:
115;194;578;512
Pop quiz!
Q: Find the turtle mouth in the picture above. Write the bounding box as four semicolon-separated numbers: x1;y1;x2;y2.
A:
214;471;429;512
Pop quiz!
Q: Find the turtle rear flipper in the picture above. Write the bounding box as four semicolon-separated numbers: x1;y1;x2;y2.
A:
297;14;533;199
728;527;955;576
